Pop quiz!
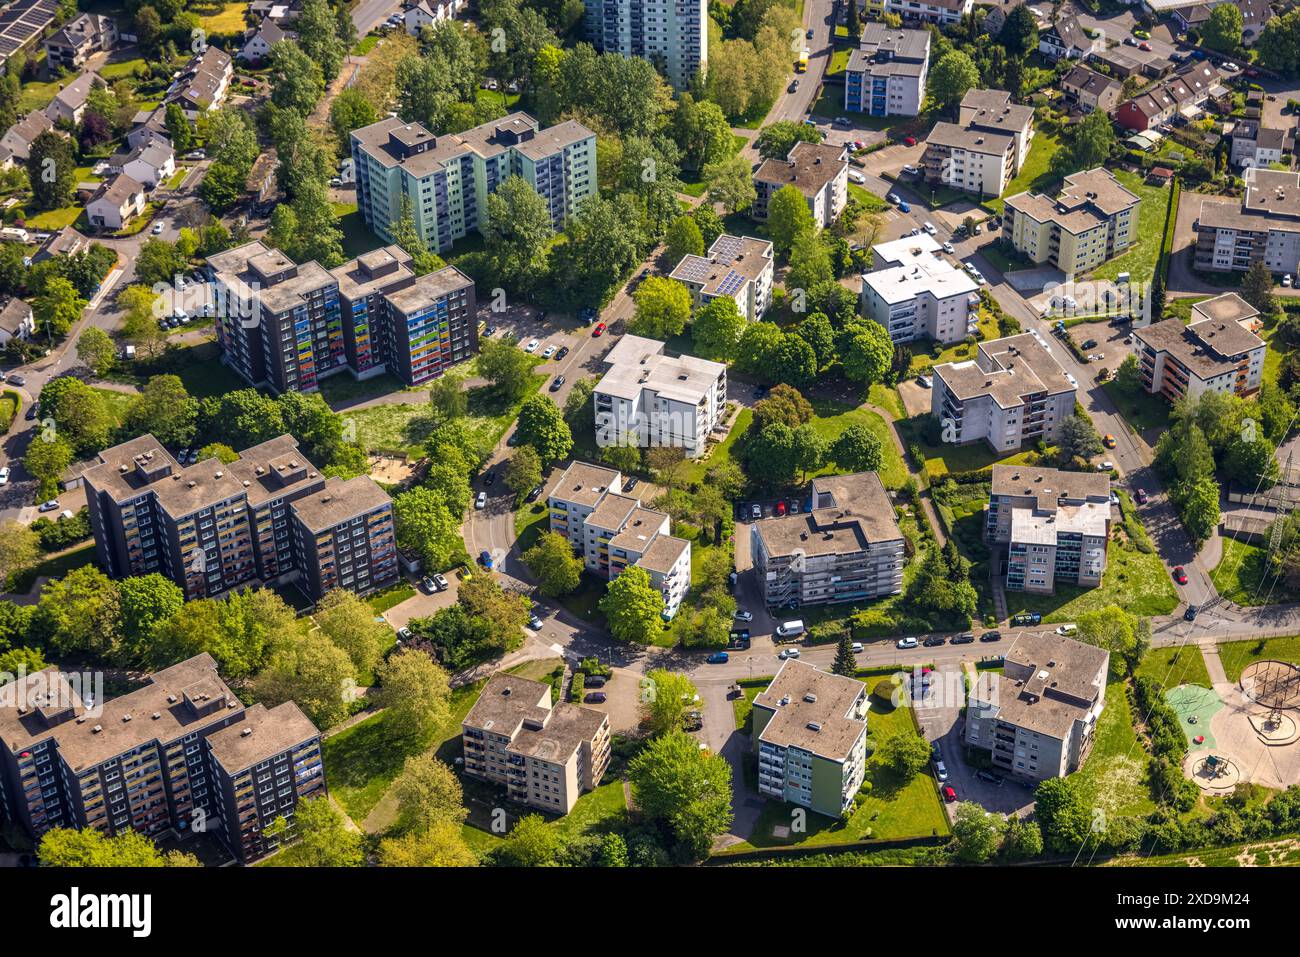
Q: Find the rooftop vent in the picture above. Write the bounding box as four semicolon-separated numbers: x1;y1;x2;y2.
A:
807;722;822;732
122;714;132;722
152;712;161;720
241;727;253;737
91;724;102;733
804;693;817;703
167;694;177;703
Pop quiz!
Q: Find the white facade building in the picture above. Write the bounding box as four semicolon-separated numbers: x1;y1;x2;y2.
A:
669;233;774;321
860;234;979;345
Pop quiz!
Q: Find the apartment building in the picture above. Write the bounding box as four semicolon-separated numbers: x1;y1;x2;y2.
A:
922;90;1033;199
210;240;477;392
547;461;692;615
44;12;116;71
1132;293;1266;402
1116;61;1222;132
593;334;727;458
1060;64;1122;115
752;660;868;818
82;433;397;602
752;141;849;228
965;632;1109;781
404;0;467;35
0;654;324;863
845;24;930;117
461;673;611;815
1230;120;1291;170
1195;168;1300;277
884;0;972;26
582;0;707;91
931;332;1077;453
350;113;595;254
669;233;774;321
1004;168;1141;276
860;234;979;345
987;464;1112;594
749;472;905;608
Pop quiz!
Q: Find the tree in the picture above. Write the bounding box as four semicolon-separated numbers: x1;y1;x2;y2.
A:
703;153;757;213
1181;475;1221;543
315;589;389;678
38;376;111;455
134;238;186;287
483;175;554;291
664;215;704;266
164;101;193;153
628;729;733;858
117;573;184;661
830;422;884;473
268;797;363;866
477;336;536;402
1058;412;1104;463
786;232;833;294
377;820;477;866
390;752;465;835
124;374;197;447
1075;604;1140;677
767;183;816;255
516;394;572;463
599;565;665;644
693;205;725;247
269;40;326;116
198;161;244;212
254;632;357;729
33;277;86;339
75;325;115;377
1115;353;1141;393
756;120;820;162
427;374;468;423
329;87;378;155
1257;9;1300;75
1034;776;1093;853
950;802;1005;862
832;635;857;676
523;530;583;598
641;669;699;737
672;92;734;171
754;383;814;431
797;312;836;369
1202;4;1243;53
1225;432;1279;487
23;434;73;501
692;295;747;361
39;827;197;866
504;445;542;501
631;276;692;340
27;129;77;210
928;51;979;115
746;422;798;488
1242;260;1277;316
1000;5;1039;58
30;566;121;660
0;521;39;590
838;320;893;386
496;813;562;866
394;486;462;571
875;731;931;781
295;0;346;82
1055;109;1115;177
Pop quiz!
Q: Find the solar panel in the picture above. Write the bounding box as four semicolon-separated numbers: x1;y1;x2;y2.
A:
672;256;713;284
716;270;744;297
711;235;744;263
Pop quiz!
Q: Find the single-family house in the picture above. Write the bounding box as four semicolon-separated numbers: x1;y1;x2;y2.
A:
1039;14;1100;61
107;136;175;189
86;173;146;231
238;17;294;62
44;72;99;126
1061;64;1122;114
0;110;53;165
44;13;116;71
0;297;34;346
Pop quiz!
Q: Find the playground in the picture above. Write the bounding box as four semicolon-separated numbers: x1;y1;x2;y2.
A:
367;452;418;486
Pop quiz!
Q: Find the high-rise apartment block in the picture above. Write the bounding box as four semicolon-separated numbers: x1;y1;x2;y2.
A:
845;24;929;117
582;0;707;90
1194;167;1300;278
350;113;595;253
82;434;397;602
462;673;611;815
209;240;477;392
0;654;324;863
669;233;774;321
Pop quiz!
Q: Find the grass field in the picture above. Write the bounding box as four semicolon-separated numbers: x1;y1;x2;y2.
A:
1073;682;1157;818
1211;537;1300;607
1006;535;1179;622
1219;635;1300;683
1091;173;1170;285
906;308;1000;376
1102;378;1171;437
896;414;1048;479
1104;835;1300;867
194;1;249;33
99;57;148;81
807;399;907;489
1134;644;1213;690
680;407;752;486
25;206;82;230
985;132;1061;215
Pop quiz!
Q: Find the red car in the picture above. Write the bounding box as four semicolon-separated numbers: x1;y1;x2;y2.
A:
942;785;957;803
1173;566;1188;585
776;501;787;516
1138;41;1151;51
1135;488;1148;505
592;322;607;337
903;136;916;147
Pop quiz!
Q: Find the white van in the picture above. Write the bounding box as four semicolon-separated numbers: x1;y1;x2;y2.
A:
776;619;805;638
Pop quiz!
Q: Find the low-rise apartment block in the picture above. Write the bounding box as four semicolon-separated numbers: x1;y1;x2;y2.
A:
1230;120;1291;170
987;464;1111;594
82;433;397;602
1132;292;1266;402
884;0;972;26
966;632;1108;781
752;141;848;227
860;234;979;345
922;89;1033;199
931;332;1077;453
547;461;691;614
750;472;904;608
845;24;929;117
351;113;595;254
582;0;708;91
1004;167;1141;276
752;660;868;818
462;673;611;815
669;233;774;321
44;13;116;71
593;334;727;458
0;654;324;863
1195;167;1300;277
1060;64;1122;115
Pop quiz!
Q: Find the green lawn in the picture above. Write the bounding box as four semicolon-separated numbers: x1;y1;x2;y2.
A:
91;387;136;430
8;543;96;593
25;206;82;230
318;371;411;407
896;414;1048;480
1135;645;1213;690
867;384;905;421
194;1;249;33
1104;834;1300;867
848;183;889;213
18;75;62;113
680;407;752;486
1006;535;1179;623
1211;537;1300;607
731;678;770;732
368;581;415;614
985;132;1061;215
720;687;950;854
335;203;384;259
99;57;148;81
907;307;1000;376
352;35;381;56
1101;378;1170;437
1072;682;1157;818
1091;172;1170;285
807;400;907;489
1219;635;1300;683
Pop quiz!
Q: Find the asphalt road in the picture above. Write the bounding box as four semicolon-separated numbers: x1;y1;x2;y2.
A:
351;0;403;37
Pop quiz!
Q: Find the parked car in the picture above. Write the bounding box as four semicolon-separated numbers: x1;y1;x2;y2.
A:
750;503;761;520
623;477;639;493
901;164;919;176
1138;41;1151;51
592;322;607;337
0;467;8;485
475;491;487;510
897;201;911;213
8;374;23;386
788;78;799;93
942;786;957;803
151;222;165;235
887;193;901;204
980;630;1002;642
1103;434;1116;448
524;339;539;352
775;500;787;516
917;375;931;388
586;692;607;704
555;346;569;359
922;635;946;647
903;136;916;147
942;241;954;254
38;500;59;512
848;170;865;184
975;770;1003;786
549;374;566;392
586;675;607;688
431;573;449;591
1056;624;1077;636
850;642;864;653
420;575;437;593
478;550;494;569
707;651;729;664
923;222;937;235
526;483;545;502
1185;604;1199;621
950;633;975;645
527;613;543;630
1135;488;1149;505
734;610;753;622
934;760;949;782
1011;612;1041;626
897;636;918;649
778;647;801;659
542;345;556;359
1173;566;1188;585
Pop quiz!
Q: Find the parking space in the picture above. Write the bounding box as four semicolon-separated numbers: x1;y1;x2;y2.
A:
575;667;644;734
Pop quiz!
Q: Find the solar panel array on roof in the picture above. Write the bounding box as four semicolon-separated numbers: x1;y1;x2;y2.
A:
716;270;744;297
0;0;58;59
711;235;744;263
674;257;714;284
